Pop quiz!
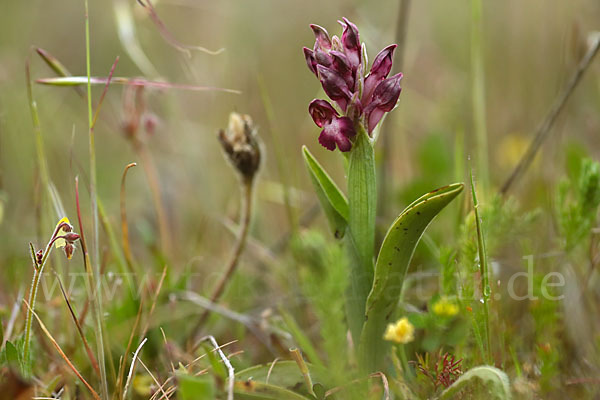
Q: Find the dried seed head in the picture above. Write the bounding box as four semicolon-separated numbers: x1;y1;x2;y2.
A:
218;112;261;183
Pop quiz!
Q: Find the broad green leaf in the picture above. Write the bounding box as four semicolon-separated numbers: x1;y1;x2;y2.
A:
234;381;311;399
439;366;511;400
359;183;464;372
236;361;332;391
346;127;376;343
5;341;20;369
0;318;4;349
302;146;348;238
177;373;215;400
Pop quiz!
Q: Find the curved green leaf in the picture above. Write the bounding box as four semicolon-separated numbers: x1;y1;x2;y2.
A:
302;146;348;238
438;365;511;399
236;361;331;389
234;381;311;399
359;183;464;372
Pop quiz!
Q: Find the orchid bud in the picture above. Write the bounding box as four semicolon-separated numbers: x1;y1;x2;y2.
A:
309;99;356;152
339;18;361;71
303;47;318;75
331;35;342;52
363;44;396;104
364;73;403;133
330;51;353;88
310;24;332;51
316;65;352;111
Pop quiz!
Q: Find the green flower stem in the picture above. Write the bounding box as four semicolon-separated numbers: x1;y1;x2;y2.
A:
346;125;376;344
23;224;66;374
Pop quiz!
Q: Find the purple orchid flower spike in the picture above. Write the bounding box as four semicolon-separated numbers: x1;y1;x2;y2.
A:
364;73;403;134
309;99;356;152
304;18;403;151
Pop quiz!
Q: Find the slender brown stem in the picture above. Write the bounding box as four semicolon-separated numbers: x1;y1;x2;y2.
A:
190;179;254;346
500;34;600;195
120;162;138;272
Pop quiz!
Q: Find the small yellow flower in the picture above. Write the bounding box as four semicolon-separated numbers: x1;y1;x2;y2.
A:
432;297;459;317
383;317;415;344
53;217;72;250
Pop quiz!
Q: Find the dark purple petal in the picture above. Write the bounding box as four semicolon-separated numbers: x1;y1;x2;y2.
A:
314;49;333;68
309;99;338;128
303;47;318;75
310;24;332;51
366;107;386;134
363;44;396;103
370;72;403;111
370;44;396;77
318;115;356;152
330;50;353;88
317;65;353;111
364;73;403;133
339;18;361;71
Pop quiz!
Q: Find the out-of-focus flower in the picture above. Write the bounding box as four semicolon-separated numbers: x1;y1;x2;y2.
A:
383;317;415;344
303;18;403;151
432;297;459;317
53;217;80;260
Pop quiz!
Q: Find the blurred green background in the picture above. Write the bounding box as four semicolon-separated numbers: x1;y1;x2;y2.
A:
1;0;599;260
0;0;600;396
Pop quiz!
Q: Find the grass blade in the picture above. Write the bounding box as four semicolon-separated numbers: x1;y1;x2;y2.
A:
470;169;492;364
25;301;102;400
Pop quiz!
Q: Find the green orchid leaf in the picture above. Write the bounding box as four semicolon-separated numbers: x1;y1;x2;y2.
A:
235;361;331;389
359;183;464;372
177;373;216;400
302;146;348;238
439;365;511;400
234;381;312;399
5;341;21;370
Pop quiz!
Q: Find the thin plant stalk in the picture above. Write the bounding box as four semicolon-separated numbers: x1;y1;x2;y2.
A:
84;1;109;397
470;0;489;196
120;162;138;272
23;222;73;373
500;33;600;195
470;170;492;364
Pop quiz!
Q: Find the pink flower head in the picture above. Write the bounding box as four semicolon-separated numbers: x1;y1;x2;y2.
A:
304;18;403;151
